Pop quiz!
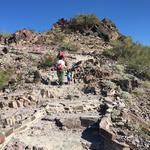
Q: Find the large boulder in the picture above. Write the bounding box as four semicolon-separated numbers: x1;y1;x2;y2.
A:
92;18;120;41
1;29;43;45
15;29;36;42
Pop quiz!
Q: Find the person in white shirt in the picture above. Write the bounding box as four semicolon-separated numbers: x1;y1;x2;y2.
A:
57;57;66;85
57;59;66;68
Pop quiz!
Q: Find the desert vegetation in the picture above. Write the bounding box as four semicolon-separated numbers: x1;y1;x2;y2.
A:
104;37;150;79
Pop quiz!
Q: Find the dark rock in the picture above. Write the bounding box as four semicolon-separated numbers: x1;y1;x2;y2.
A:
2;47;8;54
41;77;50;85
99;103;109;115
33;146;38;150
83;86;96;95
0;102;4;109
112;79;131;92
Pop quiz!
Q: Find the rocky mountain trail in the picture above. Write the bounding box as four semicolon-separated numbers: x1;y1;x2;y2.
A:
0;16;150;149
0;50;150;149
0;53;102;150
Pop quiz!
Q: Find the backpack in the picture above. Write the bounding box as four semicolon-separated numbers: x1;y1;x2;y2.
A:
57;63;63;72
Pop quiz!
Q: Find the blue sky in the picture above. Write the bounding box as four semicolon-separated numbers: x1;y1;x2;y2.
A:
0;0;149;45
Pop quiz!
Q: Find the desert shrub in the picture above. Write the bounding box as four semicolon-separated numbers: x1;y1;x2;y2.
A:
104;38;150;80
0;69;13;90
16;72;23;84
60;41;79;52
52;32;65;44
121;91;132;99
132;88;145;97
0;32;12;38
69;14;101;32
103;80;117;90
112;64;125;74
141;80;150;88
39;53;57;68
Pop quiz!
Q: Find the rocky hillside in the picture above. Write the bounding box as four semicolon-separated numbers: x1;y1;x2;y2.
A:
0;15;149;150
0;15;121;45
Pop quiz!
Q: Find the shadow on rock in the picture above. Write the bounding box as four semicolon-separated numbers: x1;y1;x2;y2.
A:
81;123;104;150
50;81;58;86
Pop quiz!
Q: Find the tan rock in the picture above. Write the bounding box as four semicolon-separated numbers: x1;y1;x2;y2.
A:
8;101;18;108
0;133;5;144
16;101;23;107
23;99;31;107
5;128;14;137
99;116;116;141
55;118;81;129
99;116;111;130
72;105;84;112
104;96;113;105
80;116;99;127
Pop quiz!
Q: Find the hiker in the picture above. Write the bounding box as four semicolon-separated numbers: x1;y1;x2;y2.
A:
57;56;66;86
66;69;72;84
72;69;77;83
57;50;65;60
57;50;68;66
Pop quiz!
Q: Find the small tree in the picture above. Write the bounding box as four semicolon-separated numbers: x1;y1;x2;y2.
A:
69;14;101;32
39;53;57;68
0;69;13;90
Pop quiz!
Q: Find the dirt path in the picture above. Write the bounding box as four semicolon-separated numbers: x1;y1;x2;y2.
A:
2;53;103;150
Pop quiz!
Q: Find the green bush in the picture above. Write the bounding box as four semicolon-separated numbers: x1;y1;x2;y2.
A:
69;14;101;32
141;80;150;88
39;53;57;68
0;32;12;38
0;69;12;90
52;32;65;44
60;41;79;52
104;38;150;79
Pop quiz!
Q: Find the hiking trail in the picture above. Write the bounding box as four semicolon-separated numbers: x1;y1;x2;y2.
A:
2;53;103;150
